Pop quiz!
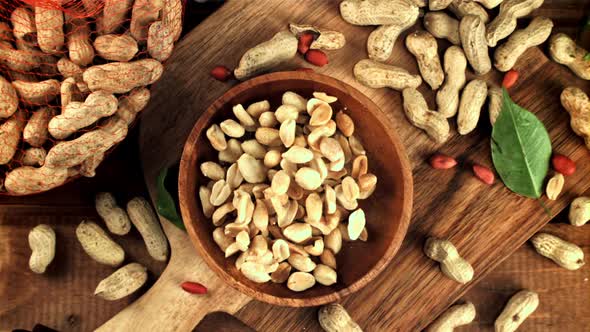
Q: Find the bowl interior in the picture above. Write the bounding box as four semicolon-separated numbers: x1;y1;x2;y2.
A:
179;72;412;306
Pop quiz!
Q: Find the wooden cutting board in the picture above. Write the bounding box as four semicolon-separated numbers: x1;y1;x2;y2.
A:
100;1;590;330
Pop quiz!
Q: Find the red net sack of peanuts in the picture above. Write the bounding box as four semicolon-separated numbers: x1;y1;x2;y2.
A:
0;0;184;195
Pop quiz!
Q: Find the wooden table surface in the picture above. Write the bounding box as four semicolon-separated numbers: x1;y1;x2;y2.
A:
1;1;590;331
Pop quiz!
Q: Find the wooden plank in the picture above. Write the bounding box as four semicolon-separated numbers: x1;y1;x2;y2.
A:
134;1;590;330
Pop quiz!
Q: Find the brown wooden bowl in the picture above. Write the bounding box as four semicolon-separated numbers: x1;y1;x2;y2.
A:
179;71;413;307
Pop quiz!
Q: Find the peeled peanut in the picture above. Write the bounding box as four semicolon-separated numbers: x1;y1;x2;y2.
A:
127;197;169;262
305;238;324;256
283;223;312;243
457;79;487;135
237;153;267;183
219;139;244;163
247;100;270;118
213;227;233;251
569;197;590;226
271;262;292;283
288;253;317;272
320;249;337;269
95;263;148;301
279;119;296;147
287;271;315;292
402;88;449;143
545;173;564;201
424;238;474;283
324;228;343;254
295;167;322;190
200;161;225;181
282;91;307;111
96;192;132;236
220;119;245;138
199;186;215;218
494;17;553;72
206;124;227;151
28;224;56;274
347;209;366;240
405;31;444;90
424;12;461;45
318;303;362;332
459;15;491;75
233;104;256;128
495;290;539;332
531;233;585;270
437;46;467;118
283;146;314;163
313;264;337;286
76;221;125;267
426;302;476;332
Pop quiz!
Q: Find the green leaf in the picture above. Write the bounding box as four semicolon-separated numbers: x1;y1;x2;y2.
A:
491;89;552;198
584;52;590;61
156;166;185;231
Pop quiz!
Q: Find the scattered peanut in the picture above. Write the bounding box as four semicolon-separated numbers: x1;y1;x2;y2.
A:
234;31;298;80
531;233;585;270
340;0;419;26
96;192;132;235
127;197;169;262
424;238;474;283
76;220;125;267
486;0;544;47
494;17;553;72
545;173;564;201
494;290;539;332
459;15;491;75
366;4;418;61
402;88;450;143
353;59;422;91
424;12;461;45
569;197;590;226
318;303;362;332
488;86;503;125
560;87;590;150
28;224;56;274
94;263;148;301
405;31;444;90
426;302;476;332
457;79;487;135
437;46;467;118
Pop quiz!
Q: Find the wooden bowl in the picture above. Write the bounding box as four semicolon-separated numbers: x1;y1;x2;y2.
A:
179;72;413;307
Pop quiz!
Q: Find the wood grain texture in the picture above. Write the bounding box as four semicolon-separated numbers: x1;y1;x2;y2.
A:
133;0;590;331
179;72;413;306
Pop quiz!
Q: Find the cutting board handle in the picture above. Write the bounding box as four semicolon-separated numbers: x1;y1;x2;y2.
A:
95;217;251;332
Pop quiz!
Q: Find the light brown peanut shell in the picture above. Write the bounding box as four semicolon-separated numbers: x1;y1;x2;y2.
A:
436;46;467;118
94;263;148;301
402;88;449;143
127;197;169;261
448;0;489;23
0;110;25;165
66;17;95;66
28;224;56;274
485;0;544;47
12;79;60;105
457;79;487;135
76;220;125;266
423;12;461;45
494;17;553;72
569;197;590;226
426;302;476;332
4;166;75;195
234;31;298;80
96;192;132;235
353;59;421;91
424;238;474;283
367;5;418;62
549;33;590;80
339;0;418;26
494;290;539;332
318;303;362;332
560;87;590;149
21;148;46;166
0;75;18;118
35;7;64;54
148;21;175;62
94;34;139;62
475;0;504;8
97;0;133;34
459;15;491;75
405;31;444;90
531;232;585;270
130;0;164;42
488;86;503;125
83;59;164;94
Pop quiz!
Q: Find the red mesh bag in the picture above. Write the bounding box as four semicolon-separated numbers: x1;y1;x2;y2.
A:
0;0;184;195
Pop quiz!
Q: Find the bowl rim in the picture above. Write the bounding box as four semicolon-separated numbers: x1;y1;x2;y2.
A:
179;71;413;307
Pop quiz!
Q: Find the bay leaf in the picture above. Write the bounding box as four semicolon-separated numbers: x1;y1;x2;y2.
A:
491;89;552;198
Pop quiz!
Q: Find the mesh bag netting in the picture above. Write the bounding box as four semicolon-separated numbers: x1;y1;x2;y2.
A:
0;0;184;195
